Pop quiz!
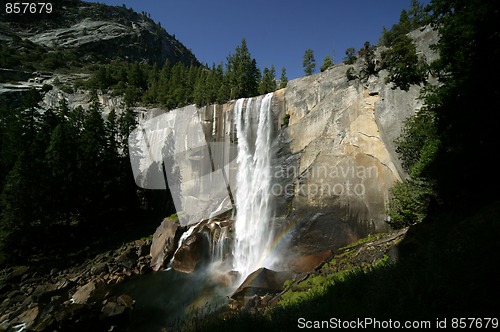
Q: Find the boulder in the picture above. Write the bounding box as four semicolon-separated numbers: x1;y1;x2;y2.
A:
171;233;209;273
101;301;126;318
32;283;58;303
135;239;151;257
71;279;107;305
4;266;30;282
115;248;138;270
11;306;39;329
116;294;134;308
231;268;295;299
90;262;109;276
150;217;185;271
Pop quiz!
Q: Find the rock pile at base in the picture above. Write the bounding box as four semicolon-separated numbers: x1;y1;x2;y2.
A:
0;239;151;331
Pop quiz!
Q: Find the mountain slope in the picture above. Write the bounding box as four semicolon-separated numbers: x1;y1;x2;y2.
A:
0;0;199;72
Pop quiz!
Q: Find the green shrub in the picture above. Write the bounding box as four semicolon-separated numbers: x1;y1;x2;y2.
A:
281;114;290;128
394;109;438;176
343;47;357;65
381;34;428;91
387;179;434;229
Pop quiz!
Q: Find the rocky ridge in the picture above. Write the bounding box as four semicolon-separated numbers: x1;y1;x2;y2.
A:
0;0;198;68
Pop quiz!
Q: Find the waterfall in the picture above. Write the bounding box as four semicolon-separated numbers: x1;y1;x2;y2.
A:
232;93;275;281
211;224;229;262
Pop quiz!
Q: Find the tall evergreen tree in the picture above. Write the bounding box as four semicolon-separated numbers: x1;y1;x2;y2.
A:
358;41;377;79
343;48;357;65
227;39;260;99
303;49;316;76
381;33;428;90
78;94;107;220
44;98;79;223
320;55;334;72
0;89;44;260
259;65;277;94
279;67;288;88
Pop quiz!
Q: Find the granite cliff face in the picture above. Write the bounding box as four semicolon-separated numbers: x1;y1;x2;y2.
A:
273;66;420;255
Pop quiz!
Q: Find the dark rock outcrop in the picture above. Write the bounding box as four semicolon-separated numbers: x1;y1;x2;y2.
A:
171;232;210;273
71;279;107;305
231;268;295;300
149;216;186;271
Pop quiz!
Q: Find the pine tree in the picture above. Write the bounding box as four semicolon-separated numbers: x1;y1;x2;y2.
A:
227;39;260;99
259;65;277;94
0;89;44;260
118;106;137;157
193;70;207;107
358;41;377;79
343;48;357;65
408;0;430;29
320;55;334;72
1;153;34;260
381;33;427;90
279;67;288;88
217;63;231;104
44;98;79;223
303;49;316;76
78;94;107;220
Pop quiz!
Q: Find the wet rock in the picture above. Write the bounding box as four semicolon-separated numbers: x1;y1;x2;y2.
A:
171;233;209;273
242;294;261;314
21;295;34;307
135;240;151;257
150;217;186;271
260;294;273;306
90;262;109;276
11;306;39;329
12;293;27;304
231;268;295;299
116;294;134;308
101;301;126;318
71;279;107;305
32;283;58;303
54;303;85;323
115;247;138;270
4;266;29;283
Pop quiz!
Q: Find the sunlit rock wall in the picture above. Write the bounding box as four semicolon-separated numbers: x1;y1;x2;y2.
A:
274;65;422;255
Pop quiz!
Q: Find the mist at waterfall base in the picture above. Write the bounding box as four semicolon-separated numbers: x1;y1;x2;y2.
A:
119;93;286;329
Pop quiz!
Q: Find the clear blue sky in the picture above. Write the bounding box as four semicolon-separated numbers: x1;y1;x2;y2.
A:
87;0;429;80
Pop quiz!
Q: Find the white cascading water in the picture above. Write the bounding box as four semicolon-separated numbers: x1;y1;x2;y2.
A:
232;93;275;281
166;223;197;270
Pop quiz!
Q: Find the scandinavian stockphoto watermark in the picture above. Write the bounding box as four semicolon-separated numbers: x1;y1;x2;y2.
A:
128;106;237;226
270;164;378;198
